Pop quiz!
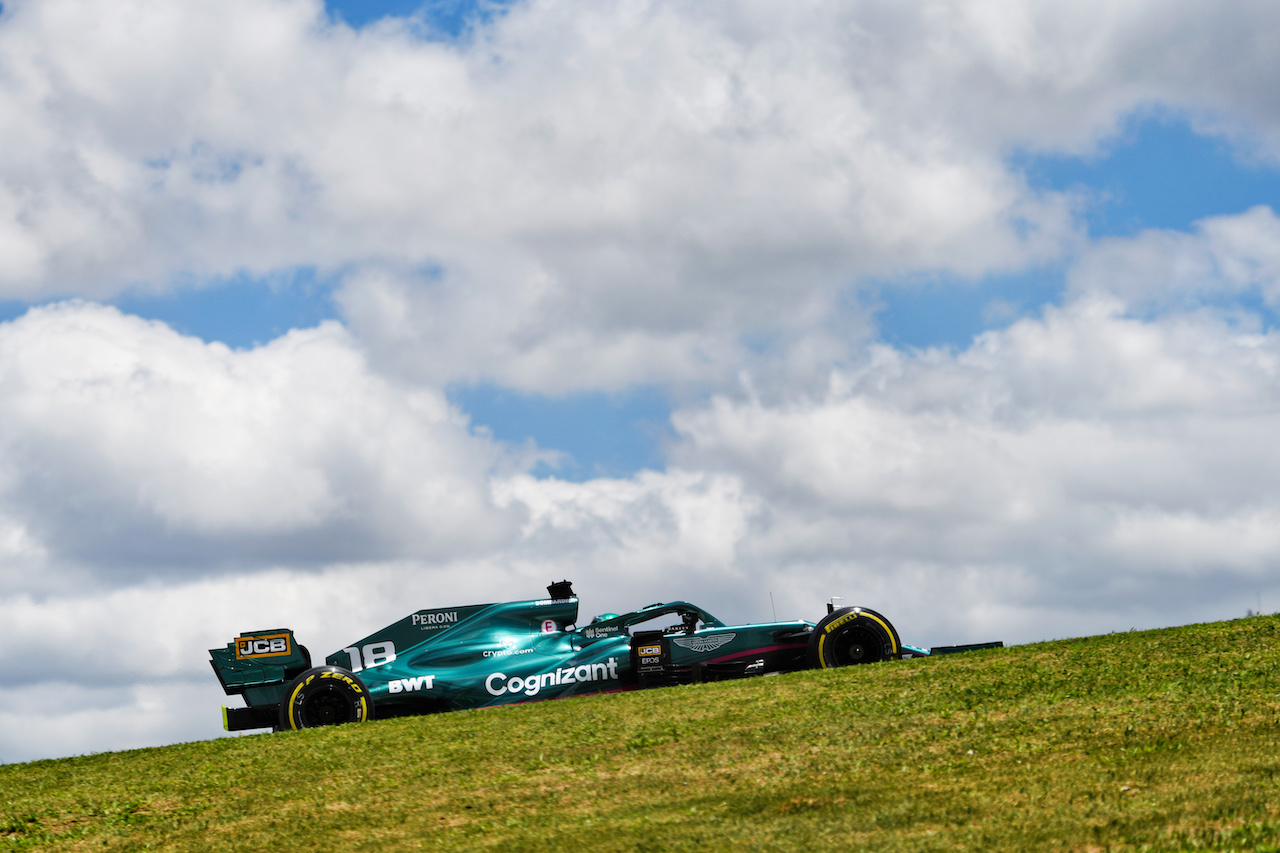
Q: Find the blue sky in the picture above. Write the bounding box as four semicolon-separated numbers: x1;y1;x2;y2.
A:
3;112;1275;480
328;0;512;34
879;117;1280;351
264;1;1264;472
10;0;1280;764
3;1;1274;482
5;105;1273;480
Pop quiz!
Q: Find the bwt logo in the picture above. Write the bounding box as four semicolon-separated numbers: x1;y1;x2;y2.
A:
412;611;459;628
388;675;435;694
235;633;291;660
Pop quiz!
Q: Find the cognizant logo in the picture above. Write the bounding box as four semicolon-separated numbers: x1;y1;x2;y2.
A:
485;658;619;697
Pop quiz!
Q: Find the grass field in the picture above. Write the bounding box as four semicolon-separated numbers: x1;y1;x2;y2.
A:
4;615;1280;851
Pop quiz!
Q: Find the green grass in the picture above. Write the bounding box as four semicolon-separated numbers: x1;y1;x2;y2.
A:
6;616;1280;851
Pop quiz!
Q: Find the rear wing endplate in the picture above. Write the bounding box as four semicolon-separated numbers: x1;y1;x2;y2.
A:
208;628;311;696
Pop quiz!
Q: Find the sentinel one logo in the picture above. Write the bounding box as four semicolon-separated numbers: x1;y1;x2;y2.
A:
412;611;459;629
235;633;292;660
485;658;620;697
388;675;435;694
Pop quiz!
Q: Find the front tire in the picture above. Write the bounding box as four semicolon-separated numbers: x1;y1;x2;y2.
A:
279;666;373;731
808;607;901;668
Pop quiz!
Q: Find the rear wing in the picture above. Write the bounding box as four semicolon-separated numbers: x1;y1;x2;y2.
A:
209;628;311;695
210;629;313;731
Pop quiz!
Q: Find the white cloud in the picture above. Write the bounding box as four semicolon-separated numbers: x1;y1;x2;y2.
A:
3;0;1280;390
11;0;1241;390
6;278;1280;762
0;302;520;590
0;680;229;766
7;0;1280;764
659;291;1280;638
1069;205;1280;311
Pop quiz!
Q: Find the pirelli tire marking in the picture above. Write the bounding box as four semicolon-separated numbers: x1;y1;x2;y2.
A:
814;608;899;668
285;668;370;730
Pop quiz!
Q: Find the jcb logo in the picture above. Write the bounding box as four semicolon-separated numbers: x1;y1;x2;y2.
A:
236;633;292;660
637;645;661;657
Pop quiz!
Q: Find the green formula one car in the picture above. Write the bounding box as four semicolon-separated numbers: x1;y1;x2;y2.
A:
210;580;1001;732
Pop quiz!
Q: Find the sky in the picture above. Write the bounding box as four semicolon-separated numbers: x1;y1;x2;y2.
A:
3;0;1280;764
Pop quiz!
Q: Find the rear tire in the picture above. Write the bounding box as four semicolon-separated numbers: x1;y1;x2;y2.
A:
808;607;900;668
279;666;372;731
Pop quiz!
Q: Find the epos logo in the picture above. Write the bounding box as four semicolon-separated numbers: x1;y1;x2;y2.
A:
236;633;292;659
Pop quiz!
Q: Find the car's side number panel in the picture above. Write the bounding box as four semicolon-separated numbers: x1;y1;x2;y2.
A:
341;641;397;673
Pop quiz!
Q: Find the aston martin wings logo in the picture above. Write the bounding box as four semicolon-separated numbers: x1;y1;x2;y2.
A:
671;633;736;653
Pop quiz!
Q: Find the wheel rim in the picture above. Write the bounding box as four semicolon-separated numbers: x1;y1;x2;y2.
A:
300;687;355;726
831;625;883;665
